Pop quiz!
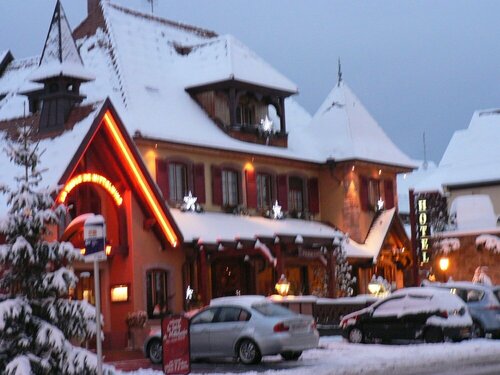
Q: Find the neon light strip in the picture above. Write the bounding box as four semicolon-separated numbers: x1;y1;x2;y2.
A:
103;111;178;248
58;173;123;206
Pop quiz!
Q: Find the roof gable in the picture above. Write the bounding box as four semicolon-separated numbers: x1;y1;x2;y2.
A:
309;81;416;169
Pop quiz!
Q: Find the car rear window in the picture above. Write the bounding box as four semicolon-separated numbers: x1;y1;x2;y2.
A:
494;289;500;303
252;303;294;317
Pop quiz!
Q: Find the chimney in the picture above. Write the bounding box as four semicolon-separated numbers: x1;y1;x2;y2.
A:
88;0;99;15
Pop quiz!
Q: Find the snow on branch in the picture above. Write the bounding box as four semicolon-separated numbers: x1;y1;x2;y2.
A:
476;234;500;253
433;238;460;254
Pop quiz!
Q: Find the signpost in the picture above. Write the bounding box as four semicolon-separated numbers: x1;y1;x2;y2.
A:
162;315;190;375
84;215;106;375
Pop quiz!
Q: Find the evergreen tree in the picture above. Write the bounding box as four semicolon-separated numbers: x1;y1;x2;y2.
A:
0;125;113;374
333;236;356;297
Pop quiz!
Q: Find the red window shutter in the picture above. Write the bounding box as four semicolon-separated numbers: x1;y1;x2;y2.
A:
155;158;169;200
384;179;394;209
308;177;320;214
277;174;288;211
193;163;206;204
359;176;369;211
211;165;222;206
246;169;257;209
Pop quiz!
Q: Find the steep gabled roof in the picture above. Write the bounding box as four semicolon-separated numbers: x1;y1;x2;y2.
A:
415;109;500;192
309;81;416;169
29;0;94;82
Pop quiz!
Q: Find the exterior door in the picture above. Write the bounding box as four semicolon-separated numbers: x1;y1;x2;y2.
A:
212;259;253;297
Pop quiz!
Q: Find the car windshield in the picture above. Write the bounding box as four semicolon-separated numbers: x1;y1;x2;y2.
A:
252;303;294;317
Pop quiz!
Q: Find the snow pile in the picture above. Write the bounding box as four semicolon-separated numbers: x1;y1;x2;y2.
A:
476;234;500;253
434;237;460;254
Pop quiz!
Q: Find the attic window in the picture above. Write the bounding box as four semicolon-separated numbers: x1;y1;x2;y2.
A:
49;83;59;93
172;42;193;56
236;104;254;126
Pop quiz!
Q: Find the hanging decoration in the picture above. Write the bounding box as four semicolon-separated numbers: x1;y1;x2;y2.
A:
272;200;283;219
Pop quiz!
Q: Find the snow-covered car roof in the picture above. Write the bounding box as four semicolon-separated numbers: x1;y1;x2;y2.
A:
209;295;269;308
392;287;467;310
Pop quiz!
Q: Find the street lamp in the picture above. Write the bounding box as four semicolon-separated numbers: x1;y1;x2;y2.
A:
439;257;449;272
275;274;290;296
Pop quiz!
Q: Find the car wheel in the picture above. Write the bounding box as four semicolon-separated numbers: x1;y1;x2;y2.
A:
238;339;262;364
147;338;163;364
471;321;484;338
424;327;444;343
348;327;364;344
280;351;302;361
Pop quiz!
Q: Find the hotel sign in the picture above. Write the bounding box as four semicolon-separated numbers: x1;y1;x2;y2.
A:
416;198;430;263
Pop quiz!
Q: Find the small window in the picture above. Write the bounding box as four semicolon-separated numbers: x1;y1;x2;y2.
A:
146;269;169;318
257;173;273;209
236;104;254;126
368;179;381;209
222;169;239;206
168;162;188;203
288;176;304;212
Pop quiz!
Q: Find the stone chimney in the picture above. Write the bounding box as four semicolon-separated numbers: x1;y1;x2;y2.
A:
88;0;100;15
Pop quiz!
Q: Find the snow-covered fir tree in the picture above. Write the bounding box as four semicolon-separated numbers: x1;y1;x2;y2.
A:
333;236;356;297
0;124;114;374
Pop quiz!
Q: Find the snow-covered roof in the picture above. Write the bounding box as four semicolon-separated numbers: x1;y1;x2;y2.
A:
308;81;416;169
344;208;396;261
449;195;498;232
397;161;437;214
415;109;500;192
184;34;297;93
170;208;343;244
29;1;94;82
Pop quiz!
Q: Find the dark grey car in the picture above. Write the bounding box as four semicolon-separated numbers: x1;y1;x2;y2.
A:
425;281;500;338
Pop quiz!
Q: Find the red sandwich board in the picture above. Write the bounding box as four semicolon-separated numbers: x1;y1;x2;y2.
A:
162;315;190;375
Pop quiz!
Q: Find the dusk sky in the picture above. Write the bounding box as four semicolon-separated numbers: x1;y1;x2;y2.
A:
2;0;500;163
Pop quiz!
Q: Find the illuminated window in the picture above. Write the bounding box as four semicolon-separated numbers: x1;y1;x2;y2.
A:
146;269;169;318
257;173;273;209
288;176;304;212
168;162;188;203
222;169;239;206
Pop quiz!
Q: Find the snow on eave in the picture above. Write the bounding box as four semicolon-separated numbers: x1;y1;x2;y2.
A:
344;208;396;261
434;227;500;238
28;61;95;82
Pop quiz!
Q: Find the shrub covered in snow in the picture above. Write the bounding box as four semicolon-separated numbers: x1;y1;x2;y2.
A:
0;125;115;374
433;237;461;254
475;234;500;253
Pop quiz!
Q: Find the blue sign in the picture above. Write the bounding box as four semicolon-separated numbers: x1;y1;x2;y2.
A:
84;215;106;262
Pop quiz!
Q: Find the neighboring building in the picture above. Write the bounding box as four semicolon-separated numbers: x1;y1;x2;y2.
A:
0;1;416;349
409;109;500;284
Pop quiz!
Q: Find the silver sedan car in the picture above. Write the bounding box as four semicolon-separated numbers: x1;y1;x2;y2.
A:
144;295;319;364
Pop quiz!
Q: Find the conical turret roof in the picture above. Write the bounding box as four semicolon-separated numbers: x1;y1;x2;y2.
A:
29;0;94;82
309;81;415;169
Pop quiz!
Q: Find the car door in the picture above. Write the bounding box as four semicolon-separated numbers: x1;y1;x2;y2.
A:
402;295;432;340
367;296;406;340
189;307;218;357
209;306;250;357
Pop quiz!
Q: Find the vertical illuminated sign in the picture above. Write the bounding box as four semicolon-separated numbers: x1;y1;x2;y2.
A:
416;197;430;263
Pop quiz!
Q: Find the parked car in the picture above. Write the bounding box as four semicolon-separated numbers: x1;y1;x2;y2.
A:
340;287;472;344
144;295;319;364
423;281;500;338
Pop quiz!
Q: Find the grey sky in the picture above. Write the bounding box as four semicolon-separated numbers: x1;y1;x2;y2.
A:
2;0;500;163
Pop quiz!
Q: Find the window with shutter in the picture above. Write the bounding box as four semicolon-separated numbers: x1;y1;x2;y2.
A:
155;158;169;200
256;173;273;209
193;163;206;204
168;162;188;203
359;176;369;211
277;174;288;211
384;179;394;209
211;165;222;206
246;169;257;209
308;177;319;214
289;176;304;212
222;169;239;206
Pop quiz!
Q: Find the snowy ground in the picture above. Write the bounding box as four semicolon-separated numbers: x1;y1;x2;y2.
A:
115;336;500;375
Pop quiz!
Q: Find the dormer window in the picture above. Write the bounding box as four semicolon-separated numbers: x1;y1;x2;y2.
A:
49;82;59;93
